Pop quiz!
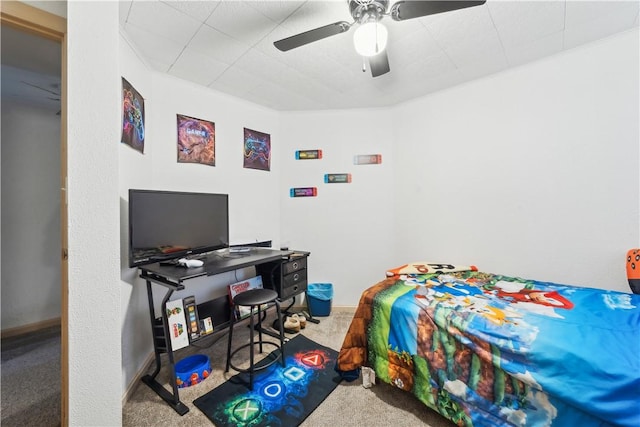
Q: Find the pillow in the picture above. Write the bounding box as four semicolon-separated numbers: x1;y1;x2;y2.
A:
386;262;478;277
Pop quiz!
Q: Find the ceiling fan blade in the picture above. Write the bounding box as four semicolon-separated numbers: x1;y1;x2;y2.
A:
368;51;390;78
274;21;351;52
20;80;60;96
391;1;486;21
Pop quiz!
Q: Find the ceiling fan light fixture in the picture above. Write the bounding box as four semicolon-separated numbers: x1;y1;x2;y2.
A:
353;21;388;57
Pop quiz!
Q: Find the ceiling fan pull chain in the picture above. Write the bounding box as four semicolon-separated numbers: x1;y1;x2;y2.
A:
362;57;367;73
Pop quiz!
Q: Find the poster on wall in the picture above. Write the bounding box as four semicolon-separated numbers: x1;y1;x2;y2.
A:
121;77;145;153
296;149;323;160
324;173;352;183
290;187;318;197
176;114;216;166
354;154;382;165
243;128;271;171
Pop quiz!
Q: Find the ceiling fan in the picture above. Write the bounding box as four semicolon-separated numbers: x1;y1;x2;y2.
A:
274;0;486;77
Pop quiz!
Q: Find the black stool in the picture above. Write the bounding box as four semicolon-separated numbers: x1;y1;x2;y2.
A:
225;288;285;389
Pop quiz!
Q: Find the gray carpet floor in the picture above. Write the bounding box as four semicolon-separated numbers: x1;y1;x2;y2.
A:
1;325;61;427
0;309;455;426
123;308;455;427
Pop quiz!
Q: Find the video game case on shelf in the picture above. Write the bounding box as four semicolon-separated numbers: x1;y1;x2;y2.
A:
166;299;189;351
228;276;267;320
182;296;200;342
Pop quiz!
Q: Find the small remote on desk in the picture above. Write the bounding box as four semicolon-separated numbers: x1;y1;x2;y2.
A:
229;247;251;253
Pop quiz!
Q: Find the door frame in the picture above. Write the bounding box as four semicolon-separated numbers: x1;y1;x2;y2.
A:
1;3;68;426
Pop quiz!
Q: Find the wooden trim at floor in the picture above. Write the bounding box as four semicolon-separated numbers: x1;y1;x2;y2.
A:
122;351;156;406
1;317;62;339
291;305;356;313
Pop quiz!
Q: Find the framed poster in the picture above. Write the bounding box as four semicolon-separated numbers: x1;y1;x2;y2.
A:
243;128;271;171
121;77;145;153
177;114;215;166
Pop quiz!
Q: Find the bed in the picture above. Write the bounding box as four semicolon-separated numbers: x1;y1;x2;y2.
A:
336;262;640;427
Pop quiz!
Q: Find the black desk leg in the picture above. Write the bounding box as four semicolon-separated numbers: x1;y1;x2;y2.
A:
280;295;320;324
254;308;290;342
301;310;320;324
141;280;189;416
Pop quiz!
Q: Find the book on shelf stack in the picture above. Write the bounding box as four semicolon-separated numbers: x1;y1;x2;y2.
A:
228;276;268;320
166;299;189;351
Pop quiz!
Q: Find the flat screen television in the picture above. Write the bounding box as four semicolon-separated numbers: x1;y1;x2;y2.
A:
128;189;229;267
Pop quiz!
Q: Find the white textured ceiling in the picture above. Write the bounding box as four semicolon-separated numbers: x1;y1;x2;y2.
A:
120;0;640;111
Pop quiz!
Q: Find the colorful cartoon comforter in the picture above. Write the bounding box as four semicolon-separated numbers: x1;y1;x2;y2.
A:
336;264;640;426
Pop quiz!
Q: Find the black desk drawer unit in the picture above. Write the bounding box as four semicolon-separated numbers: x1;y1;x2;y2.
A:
283;256;306;275
281;268;307;300
258;252;309;301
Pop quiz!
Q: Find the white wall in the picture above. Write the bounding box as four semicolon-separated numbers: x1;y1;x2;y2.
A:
277;29;639;306
118;33;283;394
67;2;121;425
279;110;396;306
148;73;281;242
1;100;61;329
118;32;156;400
392;29;639;292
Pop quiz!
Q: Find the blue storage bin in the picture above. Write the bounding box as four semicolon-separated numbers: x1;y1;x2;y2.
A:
175;354;210;388
307;283;333;316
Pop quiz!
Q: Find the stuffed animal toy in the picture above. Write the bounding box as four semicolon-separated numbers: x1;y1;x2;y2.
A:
626;249;640;294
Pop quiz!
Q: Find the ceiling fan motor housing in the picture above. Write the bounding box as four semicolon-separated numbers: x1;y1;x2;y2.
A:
349;0;389;23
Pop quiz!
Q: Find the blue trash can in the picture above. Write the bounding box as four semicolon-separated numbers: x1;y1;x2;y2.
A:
307;283;333;316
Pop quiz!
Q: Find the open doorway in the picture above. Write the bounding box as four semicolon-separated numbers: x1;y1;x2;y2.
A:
1;3;67;426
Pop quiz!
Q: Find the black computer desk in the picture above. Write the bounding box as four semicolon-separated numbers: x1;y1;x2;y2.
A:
138;248;310;415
